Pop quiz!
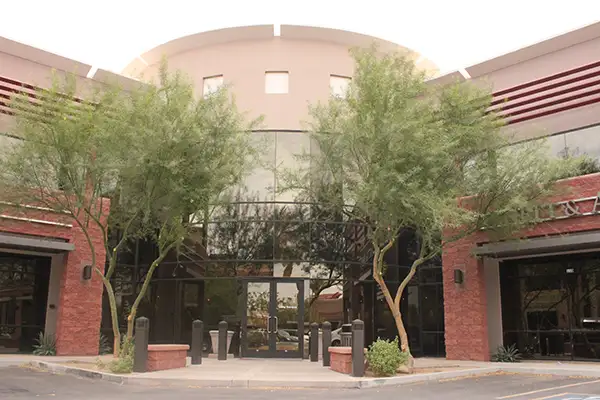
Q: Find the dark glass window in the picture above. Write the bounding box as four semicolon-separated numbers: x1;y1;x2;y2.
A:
501;252;600;361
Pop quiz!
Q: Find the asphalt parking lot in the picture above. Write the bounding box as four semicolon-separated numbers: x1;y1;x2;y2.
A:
3;366;600;399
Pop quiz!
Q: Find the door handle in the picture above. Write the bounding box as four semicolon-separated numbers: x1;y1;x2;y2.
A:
266;316;272;334
273;316;278;332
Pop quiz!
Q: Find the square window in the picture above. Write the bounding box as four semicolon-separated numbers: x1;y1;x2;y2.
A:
265;71;289;94
203;75;223;97
330;75;351;98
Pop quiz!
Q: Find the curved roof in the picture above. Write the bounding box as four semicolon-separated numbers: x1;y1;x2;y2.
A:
122;24;438;76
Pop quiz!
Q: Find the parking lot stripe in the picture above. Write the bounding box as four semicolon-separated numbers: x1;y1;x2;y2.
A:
496;379;600;399
526;392;567;400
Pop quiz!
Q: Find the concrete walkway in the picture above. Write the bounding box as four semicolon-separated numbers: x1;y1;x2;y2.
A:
5;355;600;389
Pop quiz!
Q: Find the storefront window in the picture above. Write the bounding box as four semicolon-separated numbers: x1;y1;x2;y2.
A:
501;252;600;361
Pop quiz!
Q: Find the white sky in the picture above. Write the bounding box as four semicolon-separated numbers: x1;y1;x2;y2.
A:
1;0;599;75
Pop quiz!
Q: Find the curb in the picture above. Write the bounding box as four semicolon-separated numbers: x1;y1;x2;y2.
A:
28;361;600;389
28;360;501;389
496;365;600;378
28;361;130;385
357;367;501;388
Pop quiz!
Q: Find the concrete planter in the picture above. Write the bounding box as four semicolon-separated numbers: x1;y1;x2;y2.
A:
329;346;367;374
209;330;234;354
147;344;189;372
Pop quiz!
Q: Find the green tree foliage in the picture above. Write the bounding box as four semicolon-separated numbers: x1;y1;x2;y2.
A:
0;62;260;355
285;46;579;363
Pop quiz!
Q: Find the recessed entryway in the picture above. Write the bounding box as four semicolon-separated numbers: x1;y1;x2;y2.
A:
0;252;51;353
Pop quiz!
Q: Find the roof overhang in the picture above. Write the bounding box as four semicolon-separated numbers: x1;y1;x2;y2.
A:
474;230;600;259
0;233;74;254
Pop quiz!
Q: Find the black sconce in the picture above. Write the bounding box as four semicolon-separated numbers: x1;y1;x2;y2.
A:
82;265;92;281
453;269;464;284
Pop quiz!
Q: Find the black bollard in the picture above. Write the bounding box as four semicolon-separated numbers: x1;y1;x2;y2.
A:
322;321;331;367
351;319;365;377
218;320;228;361
310;322;319;362
133;317;149;373
191;319;203;365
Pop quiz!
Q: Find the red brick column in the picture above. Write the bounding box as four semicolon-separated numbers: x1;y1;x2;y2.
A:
442;236;490;361
55;203;109;356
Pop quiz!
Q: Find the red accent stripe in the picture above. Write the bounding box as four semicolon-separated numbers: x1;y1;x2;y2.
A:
0;84;39;100
492;60;600;97
491;69;600;106
0;76;39;92
506;96;600;125
502;87;600;118
493;78;600;113
0;75;84;103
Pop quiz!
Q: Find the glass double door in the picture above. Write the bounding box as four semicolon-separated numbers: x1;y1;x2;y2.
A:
241;279;305;358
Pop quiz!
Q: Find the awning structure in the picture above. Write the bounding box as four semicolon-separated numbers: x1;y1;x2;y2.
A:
0;233;74;254
474;230;600;259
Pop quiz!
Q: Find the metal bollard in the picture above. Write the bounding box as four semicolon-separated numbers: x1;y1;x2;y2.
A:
351;319;365;377
322;321;331;367
218;321;228;361
191;319;203;365
310;323;319;362
133;317;149;373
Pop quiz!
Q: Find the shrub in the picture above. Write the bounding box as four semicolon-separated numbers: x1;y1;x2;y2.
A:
108;355;134;374
108;336;134;374
491;344;521;362
32;332;56;356
366;337;408;377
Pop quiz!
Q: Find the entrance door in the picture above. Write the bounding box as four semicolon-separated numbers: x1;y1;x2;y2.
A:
179;281;204;347
241;279;304;358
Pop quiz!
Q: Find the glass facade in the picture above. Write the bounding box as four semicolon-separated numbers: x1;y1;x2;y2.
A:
501;252;600;361
100;126;600;359
99;130;445;358
523;124;600;160
372;230;445;358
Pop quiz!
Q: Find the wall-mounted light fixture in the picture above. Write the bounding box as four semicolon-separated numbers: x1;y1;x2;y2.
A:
82;265;92;281
453;269;464;285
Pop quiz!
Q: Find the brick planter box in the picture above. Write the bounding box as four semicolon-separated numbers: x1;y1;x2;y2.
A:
329;347;367;374
147;344;189;372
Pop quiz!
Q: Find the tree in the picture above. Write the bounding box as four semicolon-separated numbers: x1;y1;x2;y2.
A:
0;74;130;353
0;63;259;356
284;46;578;366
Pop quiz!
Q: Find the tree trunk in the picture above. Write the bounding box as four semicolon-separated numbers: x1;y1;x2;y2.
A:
393;260;420;355
126;262;157;340
371;244;402;341
371;239;418;371
125;247;173;340
96;270;121;356
74;218;123;356
392;264;420;369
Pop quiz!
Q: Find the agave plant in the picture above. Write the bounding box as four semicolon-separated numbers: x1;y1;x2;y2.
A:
491;344;521;362
32;332;56;356
98;333;112;355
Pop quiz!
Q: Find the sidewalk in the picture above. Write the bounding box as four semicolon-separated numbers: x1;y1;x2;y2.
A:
9;355;600;389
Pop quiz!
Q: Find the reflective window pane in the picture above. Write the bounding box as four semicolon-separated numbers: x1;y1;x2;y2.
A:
246;282;271;352
565;125;600;161
275;132;311;202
